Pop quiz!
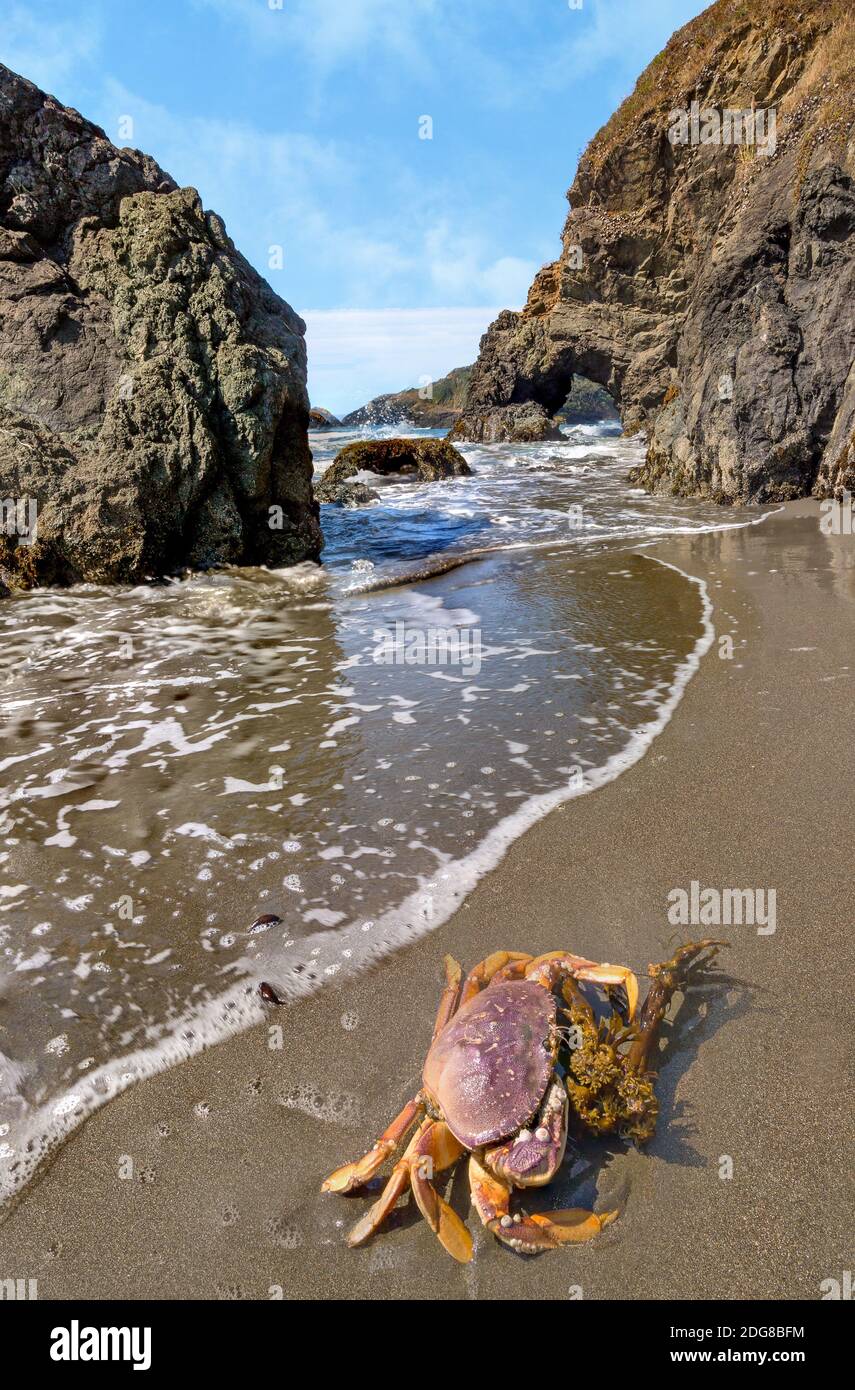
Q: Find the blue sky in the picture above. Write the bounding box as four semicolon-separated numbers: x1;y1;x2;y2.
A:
2;0;707;413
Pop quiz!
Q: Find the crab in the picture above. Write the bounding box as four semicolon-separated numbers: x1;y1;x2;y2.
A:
322;939;723;1261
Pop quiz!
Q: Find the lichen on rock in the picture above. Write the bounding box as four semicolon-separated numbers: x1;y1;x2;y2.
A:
0;64;321;590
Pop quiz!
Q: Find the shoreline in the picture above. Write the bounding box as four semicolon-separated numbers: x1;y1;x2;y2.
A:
2;499;852;1300
0;483;723;1214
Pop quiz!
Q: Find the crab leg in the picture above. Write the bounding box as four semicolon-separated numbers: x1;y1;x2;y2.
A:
348;1118;471;1259
459;951;532;1005
432;954;463;1040
469;1153;617;1255
408;1120;472;1263
347;1117;431;1247
627;938;725;1073
324;958;467;1195
490;957;534;985
322;1095;424;1194
525;951;639;1022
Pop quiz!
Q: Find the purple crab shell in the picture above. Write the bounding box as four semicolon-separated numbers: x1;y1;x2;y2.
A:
423;979;555;1148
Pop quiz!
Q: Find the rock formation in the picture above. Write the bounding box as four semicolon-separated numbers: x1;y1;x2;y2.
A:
345;366;616;434
315;437;471;503
451;399;563;444
555;378;619;426
0;64;321;590
309;408;342;430
343;366;474;430
314;480;380;508
455;0;855;503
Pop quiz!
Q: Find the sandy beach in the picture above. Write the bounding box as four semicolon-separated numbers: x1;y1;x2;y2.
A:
1;499;852;1301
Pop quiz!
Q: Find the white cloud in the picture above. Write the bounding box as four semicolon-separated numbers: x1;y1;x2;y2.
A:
91;82;537;315
196;0;440;71
0;4;100;96
96;79;391;285
542;0;701;89
4;1;696;416
301;307;507;416
69;80;535;412
194;0;514;99
421;222;536;304
195;0;706;109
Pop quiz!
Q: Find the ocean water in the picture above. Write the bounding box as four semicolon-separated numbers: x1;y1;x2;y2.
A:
0;423;765;1203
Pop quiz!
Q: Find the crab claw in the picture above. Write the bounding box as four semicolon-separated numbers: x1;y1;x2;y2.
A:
528;1207;619;1245
486;1078;568;1188
525;952;640;1022
574;962;639;1022
469;1154;617;1255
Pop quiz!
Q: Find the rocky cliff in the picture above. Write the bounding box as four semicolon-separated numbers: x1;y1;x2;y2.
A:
0;65;321;590
455;0;855;503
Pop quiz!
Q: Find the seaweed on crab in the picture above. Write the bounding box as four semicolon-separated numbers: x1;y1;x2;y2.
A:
322;940;725;1261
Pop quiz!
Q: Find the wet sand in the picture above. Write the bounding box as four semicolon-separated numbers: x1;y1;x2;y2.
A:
2;499;852;1300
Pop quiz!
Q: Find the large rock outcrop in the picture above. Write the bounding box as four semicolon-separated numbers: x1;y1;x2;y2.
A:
455;0;855;503
315;437;471;502
0;64;321;589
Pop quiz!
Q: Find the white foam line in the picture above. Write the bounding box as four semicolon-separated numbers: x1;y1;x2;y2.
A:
383;502;780;567
0;555;715;1211
331;508;776;599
